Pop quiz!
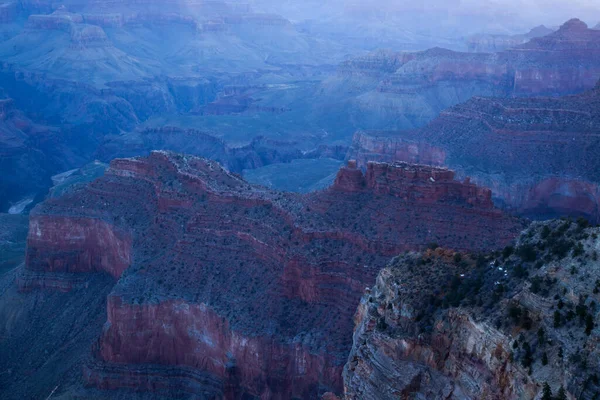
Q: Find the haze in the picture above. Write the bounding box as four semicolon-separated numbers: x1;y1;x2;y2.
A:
250;0;600;35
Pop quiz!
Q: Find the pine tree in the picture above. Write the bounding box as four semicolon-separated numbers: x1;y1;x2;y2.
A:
537;327;546;344
555;385;567;400
521;341;533;368
554;310;562;328
541;382;552;400
586;313;595;336
542;352;548;366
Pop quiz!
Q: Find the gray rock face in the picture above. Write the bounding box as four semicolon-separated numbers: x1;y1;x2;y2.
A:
343;221;600;399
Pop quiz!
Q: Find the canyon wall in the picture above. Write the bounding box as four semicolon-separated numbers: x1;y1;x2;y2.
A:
17;151;523;398
348;79;600;223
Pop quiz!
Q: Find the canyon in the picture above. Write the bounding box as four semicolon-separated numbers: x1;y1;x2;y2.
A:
0;152;523;398
1;2;600;399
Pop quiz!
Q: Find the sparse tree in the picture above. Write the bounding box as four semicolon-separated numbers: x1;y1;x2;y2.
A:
541;382;552;400
554;311;562;328
555;386;567;400
585;314;595;336
538;327;546;344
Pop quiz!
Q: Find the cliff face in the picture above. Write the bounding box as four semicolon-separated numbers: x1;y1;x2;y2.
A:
20;216;132;291
348;78;600;223
17;151;523;398
387;19;600;97
342;220;600;399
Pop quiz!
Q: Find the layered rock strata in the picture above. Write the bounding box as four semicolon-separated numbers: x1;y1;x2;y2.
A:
348;79;600;223
21;152;523;398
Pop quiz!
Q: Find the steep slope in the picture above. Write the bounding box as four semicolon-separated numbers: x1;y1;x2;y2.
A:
3;152;524;399
341;219;600;399
0;213;28;276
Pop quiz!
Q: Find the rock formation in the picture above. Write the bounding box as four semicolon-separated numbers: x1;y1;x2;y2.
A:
341;219;600;399
348;78;600;223
9;152;523;398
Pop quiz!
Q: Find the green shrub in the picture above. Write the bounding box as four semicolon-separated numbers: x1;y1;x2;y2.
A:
518;244;537;262
502;246;514;259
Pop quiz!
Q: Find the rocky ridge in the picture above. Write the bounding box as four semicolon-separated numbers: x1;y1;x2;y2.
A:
8;151;524;398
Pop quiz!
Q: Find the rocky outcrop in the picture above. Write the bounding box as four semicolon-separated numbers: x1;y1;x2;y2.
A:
334;161;493;209
349;79;600;223
402;19;600;96
349;131;446;167
343;253;531;399
69;23;109;48
337;50;416;79
342;220;600;399
19;151;523;398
